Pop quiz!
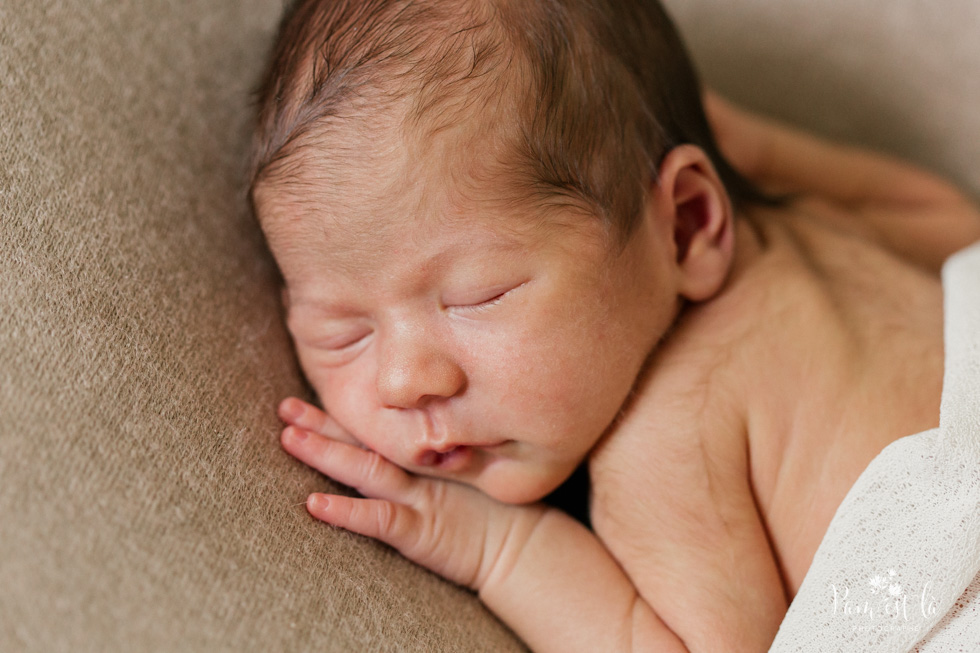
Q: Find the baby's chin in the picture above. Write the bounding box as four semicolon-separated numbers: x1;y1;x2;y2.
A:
475;464;575;506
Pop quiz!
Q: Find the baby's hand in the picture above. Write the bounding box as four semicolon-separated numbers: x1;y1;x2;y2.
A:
278;398;548;591
278;396;361;446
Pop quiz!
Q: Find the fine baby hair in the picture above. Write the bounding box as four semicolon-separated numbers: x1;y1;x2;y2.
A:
249;0;764;241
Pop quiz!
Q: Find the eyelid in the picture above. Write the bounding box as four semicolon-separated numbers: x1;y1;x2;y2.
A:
291;320;372;353
318;330;372;351
446;281;527;310
468;289;508;307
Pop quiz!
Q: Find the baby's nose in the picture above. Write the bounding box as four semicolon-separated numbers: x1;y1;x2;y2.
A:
375;338;465;409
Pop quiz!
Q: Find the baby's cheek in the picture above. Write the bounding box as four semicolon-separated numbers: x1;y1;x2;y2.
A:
293;352;358;416
318;369;414;461
537;353;628;445
316;369;375;428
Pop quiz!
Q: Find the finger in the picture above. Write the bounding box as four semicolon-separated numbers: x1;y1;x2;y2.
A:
278;397;360;446
307;493;423;550
282;426;415;502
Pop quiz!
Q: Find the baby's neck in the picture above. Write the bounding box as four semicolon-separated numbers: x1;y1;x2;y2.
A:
727;210;769;286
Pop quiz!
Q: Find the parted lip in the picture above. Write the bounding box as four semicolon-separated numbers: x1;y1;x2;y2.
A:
413;441;507;470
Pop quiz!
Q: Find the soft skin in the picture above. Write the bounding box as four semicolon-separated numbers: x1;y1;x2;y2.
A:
256;114;733;505
262;94;980;653
261;121;740;651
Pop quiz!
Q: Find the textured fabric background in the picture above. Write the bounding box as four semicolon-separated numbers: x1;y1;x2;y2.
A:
1;1;978;652
0;1;522;651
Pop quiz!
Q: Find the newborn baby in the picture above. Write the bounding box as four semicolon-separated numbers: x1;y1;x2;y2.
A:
247;1;980;650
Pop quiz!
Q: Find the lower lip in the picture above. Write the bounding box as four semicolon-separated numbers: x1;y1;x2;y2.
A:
433;446;473;471
433;442;506;471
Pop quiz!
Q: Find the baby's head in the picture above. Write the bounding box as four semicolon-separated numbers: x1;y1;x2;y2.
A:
250;0;756;504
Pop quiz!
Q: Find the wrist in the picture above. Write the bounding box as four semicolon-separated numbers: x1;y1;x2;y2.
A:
475;504;554;596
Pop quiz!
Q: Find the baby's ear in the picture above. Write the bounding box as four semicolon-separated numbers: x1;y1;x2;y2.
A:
653;145;735;302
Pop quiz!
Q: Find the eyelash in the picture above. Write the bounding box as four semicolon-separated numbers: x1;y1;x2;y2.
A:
460;291;507;311
313;283;525;351
451;283;526;312
317;331;370;352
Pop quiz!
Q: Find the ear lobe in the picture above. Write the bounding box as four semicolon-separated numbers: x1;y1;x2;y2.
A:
656;145;735;302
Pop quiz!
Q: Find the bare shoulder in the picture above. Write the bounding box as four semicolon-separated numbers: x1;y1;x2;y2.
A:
713;206;944;593
588;308;788;651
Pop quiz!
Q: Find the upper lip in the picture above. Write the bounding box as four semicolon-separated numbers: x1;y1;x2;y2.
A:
411;413;505;466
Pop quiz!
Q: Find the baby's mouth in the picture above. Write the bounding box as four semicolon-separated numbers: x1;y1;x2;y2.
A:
415;440;509;472
417;445;473;472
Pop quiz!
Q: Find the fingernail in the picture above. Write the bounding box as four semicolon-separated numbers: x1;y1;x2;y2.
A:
280;399;302;421
309;494;329;511
288;426;309;442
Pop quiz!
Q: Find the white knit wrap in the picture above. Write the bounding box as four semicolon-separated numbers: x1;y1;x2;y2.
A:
770;241;980;652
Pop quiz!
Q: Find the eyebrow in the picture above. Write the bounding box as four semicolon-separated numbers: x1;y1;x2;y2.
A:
287;231;532;313
287;301;365;322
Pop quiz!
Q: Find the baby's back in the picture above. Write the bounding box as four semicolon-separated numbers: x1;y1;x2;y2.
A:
733;200;945;592
589;199;946;647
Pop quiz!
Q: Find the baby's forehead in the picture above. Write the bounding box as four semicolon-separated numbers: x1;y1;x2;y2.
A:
257;153;614;303
274;97;491;189
253;83;618;280
258;161;526;277
260;174;542;266
257;110;562;241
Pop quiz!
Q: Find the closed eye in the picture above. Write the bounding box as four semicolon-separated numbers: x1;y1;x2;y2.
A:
447;281;527;313
316;330;372;351
468;290;507;308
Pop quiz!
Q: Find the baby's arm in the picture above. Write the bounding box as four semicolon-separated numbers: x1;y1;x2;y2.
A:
588;366;788;653
705;91;980;270
279;399;687;653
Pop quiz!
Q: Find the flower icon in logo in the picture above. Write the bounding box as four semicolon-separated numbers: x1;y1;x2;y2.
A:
889;584;903;597
869;575;887;594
